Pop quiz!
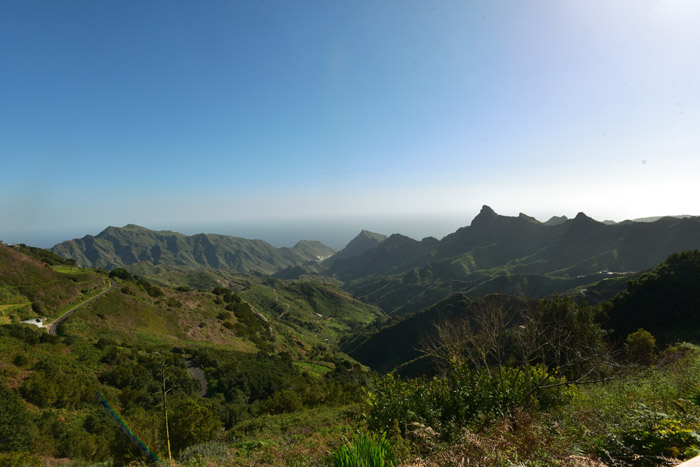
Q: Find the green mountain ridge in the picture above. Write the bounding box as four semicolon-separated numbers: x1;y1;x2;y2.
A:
327;206;700;314
51;225;336;275
325;229;388;263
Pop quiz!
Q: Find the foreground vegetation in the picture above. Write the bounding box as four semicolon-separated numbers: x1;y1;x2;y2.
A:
2;247;700;465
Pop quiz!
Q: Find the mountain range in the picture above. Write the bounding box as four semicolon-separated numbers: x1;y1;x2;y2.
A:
50;207;700;318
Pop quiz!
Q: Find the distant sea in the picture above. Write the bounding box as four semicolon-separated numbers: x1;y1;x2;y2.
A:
2;215;473;250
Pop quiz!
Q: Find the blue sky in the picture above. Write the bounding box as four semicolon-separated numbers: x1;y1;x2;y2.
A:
1;0;699;248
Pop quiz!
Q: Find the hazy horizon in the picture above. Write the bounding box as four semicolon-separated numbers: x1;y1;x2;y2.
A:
3;207;696;251
2;1;699;247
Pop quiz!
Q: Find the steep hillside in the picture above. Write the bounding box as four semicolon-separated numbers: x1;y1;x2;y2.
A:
603;249;700;344
51;225;335;275
239;278;387;350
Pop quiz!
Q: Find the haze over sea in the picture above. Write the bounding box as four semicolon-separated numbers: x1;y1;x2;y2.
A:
9;214;469;251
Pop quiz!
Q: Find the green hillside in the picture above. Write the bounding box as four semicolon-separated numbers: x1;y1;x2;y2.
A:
0;243;108;324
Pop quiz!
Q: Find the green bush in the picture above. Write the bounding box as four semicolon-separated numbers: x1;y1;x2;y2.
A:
625;328;657;365
331;432;397;467
366;364;571;439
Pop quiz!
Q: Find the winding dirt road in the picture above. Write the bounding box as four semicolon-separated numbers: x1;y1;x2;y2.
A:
47;279;116;335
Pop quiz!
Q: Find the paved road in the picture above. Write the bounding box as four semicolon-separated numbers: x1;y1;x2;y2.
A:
186;357;207;396
47;279;116;335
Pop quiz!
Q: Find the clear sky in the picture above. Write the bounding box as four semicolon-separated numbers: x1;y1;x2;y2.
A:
1;0;699;248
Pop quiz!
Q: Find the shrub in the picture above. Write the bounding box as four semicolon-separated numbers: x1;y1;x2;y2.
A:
109;268;133;281
625;328;657;365
13;353;29;367
265;389;302;414
331;432;397;467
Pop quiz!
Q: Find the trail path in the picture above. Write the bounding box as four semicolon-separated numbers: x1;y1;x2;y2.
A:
47;279;116;335
278;303;290;320
272;288;290;320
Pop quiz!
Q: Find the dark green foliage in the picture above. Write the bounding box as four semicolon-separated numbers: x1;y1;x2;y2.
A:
175;285;191;292
109;268;134;281
0;382;37;451
331;432;397;467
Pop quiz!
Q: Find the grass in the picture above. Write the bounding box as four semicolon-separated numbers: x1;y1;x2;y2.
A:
294;361;334;377
52;265;89;274
0;302;31;312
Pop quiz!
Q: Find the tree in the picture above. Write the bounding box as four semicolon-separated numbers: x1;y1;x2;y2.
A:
168;397;223;454
423;295;613;407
